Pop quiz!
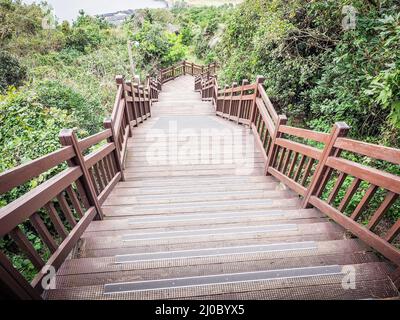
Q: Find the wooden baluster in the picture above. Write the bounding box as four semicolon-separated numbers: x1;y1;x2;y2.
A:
104;118;125;182
59;129;104;219
45;202;68;240
300;158;315;186
350;184;378;220
191;62;194;75
29;212;58;253
327;172;348;205
287;152;299;179
293;154;306;182
10;227;44;270
265;115;287;176
337;177;361;212
57;192;77;227
367;191;398;231
282;150;293;175
0;251;42;299
302;122;350;208
385;220;400;243
65;185;84;218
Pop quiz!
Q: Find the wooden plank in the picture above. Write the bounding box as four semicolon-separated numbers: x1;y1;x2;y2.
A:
275;138;322;160
0;251;41;299
0;146;75;194
279;125;330;144
326;157;400;194
84;143;115;169
257;84;278;123
0;167;82;237
78;130;112;151
256;98;275;135
334;138;400;165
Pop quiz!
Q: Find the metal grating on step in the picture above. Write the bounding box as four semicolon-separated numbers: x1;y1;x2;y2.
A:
127;210;284;224
115;241;318;264
121;224;298;241
103;265;343;294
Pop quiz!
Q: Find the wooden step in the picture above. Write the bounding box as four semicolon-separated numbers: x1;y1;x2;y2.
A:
45;262;397;300
103;189;296;206
102;197;301;217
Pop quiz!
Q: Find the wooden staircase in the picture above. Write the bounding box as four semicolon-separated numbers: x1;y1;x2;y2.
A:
43;76;399;300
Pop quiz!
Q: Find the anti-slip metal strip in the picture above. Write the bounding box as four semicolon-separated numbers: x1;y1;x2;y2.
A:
127;210;284;224
121;224;298;241
115;241;317;264
103;265;343;294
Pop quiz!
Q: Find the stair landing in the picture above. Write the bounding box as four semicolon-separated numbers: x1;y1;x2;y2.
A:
45;76;399;300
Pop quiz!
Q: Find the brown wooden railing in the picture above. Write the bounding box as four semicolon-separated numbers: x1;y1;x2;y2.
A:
198;72;400;271
160;61;218;84
0;73;160;299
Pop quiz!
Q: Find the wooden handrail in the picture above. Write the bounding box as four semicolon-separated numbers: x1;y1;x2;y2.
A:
199;72;400;270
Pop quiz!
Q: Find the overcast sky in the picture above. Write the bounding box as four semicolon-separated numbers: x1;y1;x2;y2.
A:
23;0;166;22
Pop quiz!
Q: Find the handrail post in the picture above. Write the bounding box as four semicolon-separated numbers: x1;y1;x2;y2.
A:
237;79;248;124
183;60;186;75
104;118;125;181
302;122;350;208
250;76;265;124
127;81;138;127
191;62;194;75
59;129;104;219
116;76;133;138
265;115;287;176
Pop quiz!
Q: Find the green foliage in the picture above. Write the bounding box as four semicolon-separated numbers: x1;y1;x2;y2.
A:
64;11;109;52
0;50;27;92
214;0;400;145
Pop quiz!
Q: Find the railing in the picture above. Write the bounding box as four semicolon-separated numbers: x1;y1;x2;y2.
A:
199;73;400;274
160;61;218;83
0;73;159;299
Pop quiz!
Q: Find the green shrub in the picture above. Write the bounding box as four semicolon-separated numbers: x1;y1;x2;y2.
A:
0;51;27;92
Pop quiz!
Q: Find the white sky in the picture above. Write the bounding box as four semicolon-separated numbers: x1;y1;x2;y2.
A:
22;0;167;22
